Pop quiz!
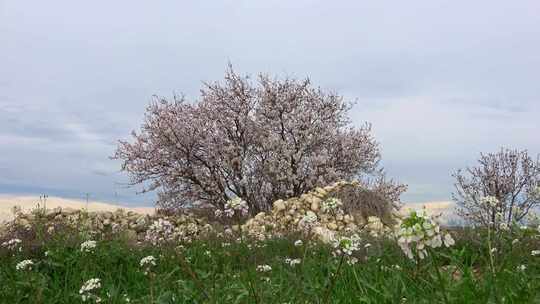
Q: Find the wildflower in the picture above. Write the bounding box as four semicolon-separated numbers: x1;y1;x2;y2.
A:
512;239;519;245
256;265;272;272
332;234;361;257
1;238;22;251
299;211;318;231
443;233;455;247
284;258;301;267
80;278;101;303
490;248;498;254
16;259;34;271
517;264;527;271
80;240;97;253
395;209;452;260
531;250;540;256
321;197;343;214
294;240;303;247
140;255;157;275
145;219;176;245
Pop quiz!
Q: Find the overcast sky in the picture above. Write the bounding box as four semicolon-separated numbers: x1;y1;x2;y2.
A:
1;1;539;205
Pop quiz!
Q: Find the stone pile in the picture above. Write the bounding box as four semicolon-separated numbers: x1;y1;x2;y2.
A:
241;181;390;242
4;207;212;243
1;181;395;244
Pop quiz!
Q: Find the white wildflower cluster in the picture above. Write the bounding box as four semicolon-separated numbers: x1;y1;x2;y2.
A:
396;210;455;260
321;197;343;214
332;234;361;257
80;240;97;253
215;197;249;218
298;211;318;231
256;264;272;272
140;255;157;275
532;250;540;256
15;259;34;271
480;196;499;208
1;238;22;251
284;258;302;267
80;278;102;303
144;219;176;245
294;240;303;247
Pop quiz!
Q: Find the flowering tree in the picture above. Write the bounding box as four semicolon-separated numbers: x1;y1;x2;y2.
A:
114;66;391;213
453;148;540;227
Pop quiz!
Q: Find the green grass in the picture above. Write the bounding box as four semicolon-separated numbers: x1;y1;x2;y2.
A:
1;226;540;303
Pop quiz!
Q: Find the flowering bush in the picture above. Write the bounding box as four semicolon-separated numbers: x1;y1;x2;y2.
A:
396;210;454;260
480;196;499;208
215;197;249;218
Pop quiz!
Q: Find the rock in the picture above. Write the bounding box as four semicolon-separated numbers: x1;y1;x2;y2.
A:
327;222;338;230
123;229;138;241
314;187;328;197
313;226;335;243
255;212;267;220
309;197;321;212
273;200;287;212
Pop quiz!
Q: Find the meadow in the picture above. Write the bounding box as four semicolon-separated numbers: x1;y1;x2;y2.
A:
1;204;540;304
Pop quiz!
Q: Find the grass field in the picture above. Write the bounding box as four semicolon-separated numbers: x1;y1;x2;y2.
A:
2;213;540;304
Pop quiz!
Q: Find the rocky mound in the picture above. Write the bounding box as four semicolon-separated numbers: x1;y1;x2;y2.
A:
242;181;394;242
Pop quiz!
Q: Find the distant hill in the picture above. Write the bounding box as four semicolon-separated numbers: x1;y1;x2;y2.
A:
0;195;154;223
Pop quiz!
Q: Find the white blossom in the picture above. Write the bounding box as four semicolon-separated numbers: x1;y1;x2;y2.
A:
216;197;249;218
2;238;22;251
256;265;272;272
16;259;34;271
284;258;302;267
80;278;102;303
395;209;453;260
321;197;343;214
140;255;157;275
80;240;97;253
480;196;499;208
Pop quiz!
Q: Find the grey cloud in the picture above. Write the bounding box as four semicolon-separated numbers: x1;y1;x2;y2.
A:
1;0;539;204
